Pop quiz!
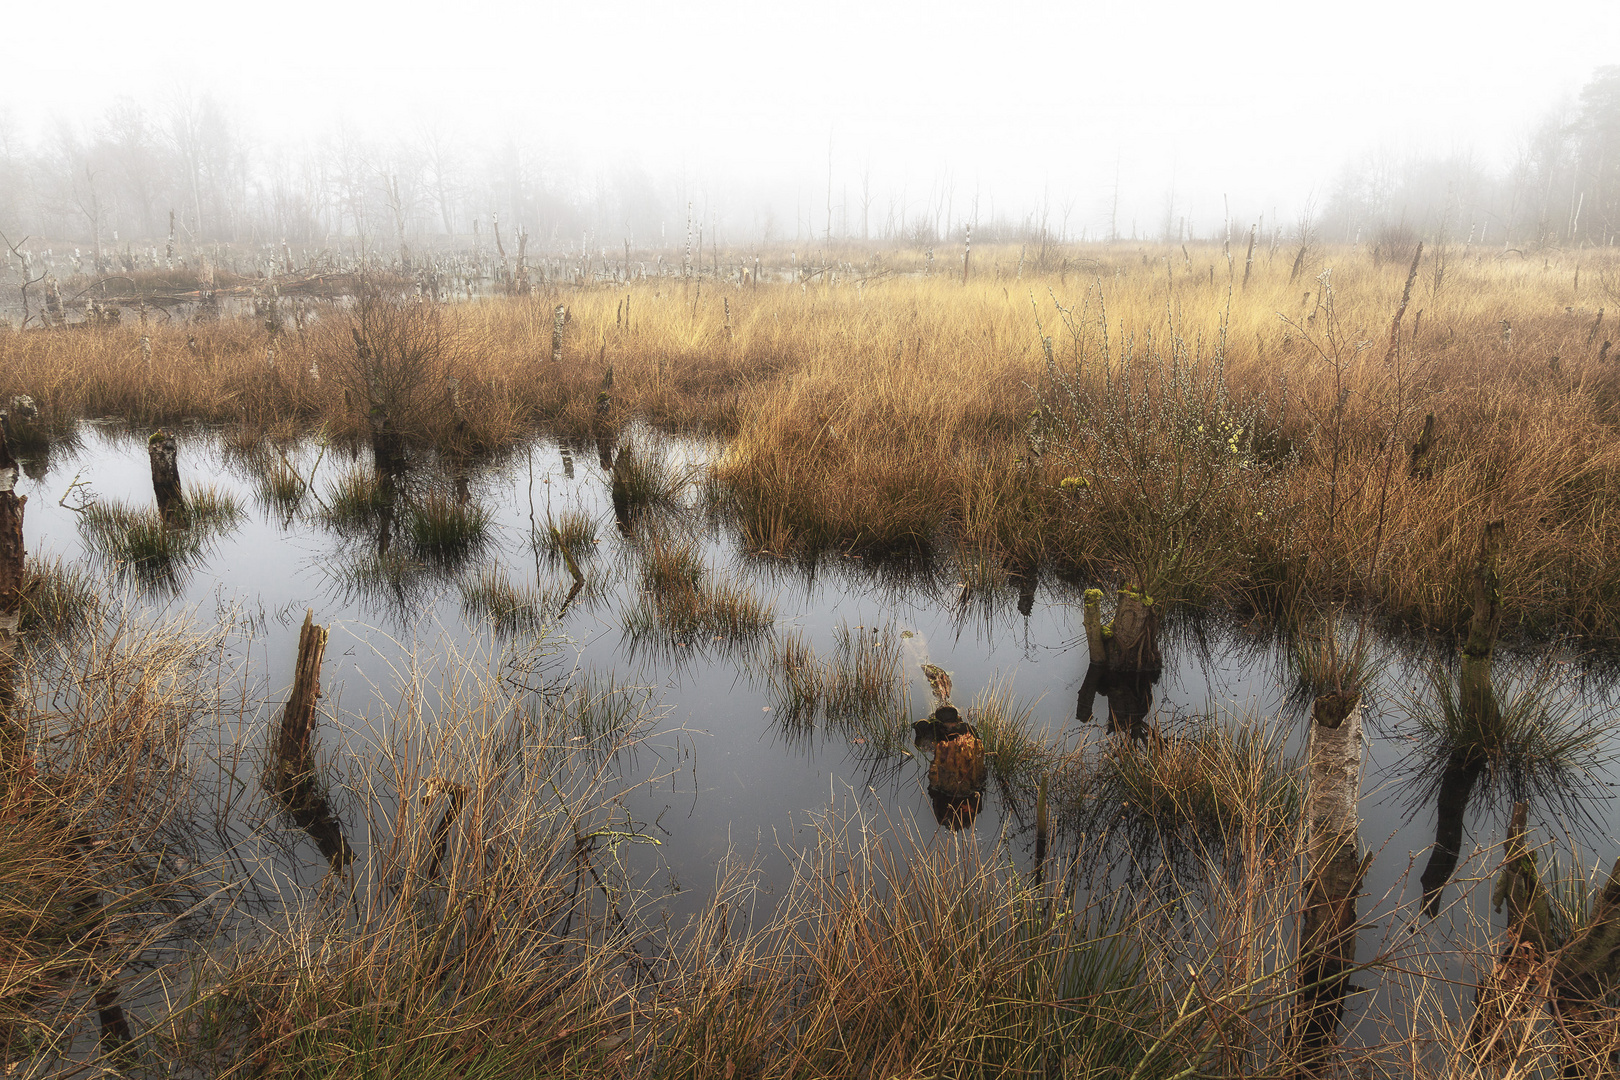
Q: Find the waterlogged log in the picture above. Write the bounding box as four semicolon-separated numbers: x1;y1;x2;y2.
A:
147;429;188;526
270;610;354;871
1292;690;1370;1077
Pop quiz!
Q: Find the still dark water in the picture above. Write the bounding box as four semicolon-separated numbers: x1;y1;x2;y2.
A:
20;420;1620;1049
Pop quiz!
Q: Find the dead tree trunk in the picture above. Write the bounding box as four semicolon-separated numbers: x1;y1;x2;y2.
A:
551;304;568;365
1464;520;1505;660
270;610;353;871
147;430;188;526
1292;690;1369;1077
1082;588;1108;665
0;412;24;758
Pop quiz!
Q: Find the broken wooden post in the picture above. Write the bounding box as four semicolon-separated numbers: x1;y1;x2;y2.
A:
915;664;986;830
0;410;23;758
147;430;188;527
270;610;353;871
1291;689;1370;1077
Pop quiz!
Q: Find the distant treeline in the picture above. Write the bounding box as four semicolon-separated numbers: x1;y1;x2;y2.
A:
3;68;1619;266
1315;66;1620;251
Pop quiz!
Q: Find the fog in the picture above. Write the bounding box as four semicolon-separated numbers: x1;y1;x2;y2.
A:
5;0;1619;249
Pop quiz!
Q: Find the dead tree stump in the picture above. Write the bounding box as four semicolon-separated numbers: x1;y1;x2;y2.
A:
271;610;353;870
147;430;188;526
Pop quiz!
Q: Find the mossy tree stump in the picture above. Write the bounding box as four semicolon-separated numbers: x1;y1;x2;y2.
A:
1083;588;1162;675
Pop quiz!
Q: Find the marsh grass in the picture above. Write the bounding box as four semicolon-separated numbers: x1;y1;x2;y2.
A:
18;557;99;643
823;621;908;752
322;467;392;528
252;458;305;516
969;677;1055;793
8;247;1620;640
78;484;243;591
623;532;774;644
535;508;598;565
611;441;686;513
0;595;1475;1079
540;669;658;753
766;629;826;727
1285;612;1381;711
460;567;549;636
1067;710;1302;849
405;489;490;563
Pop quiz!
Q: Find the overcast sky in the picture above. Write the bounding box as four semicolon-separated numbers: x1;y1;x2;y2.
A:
10;0;1620;235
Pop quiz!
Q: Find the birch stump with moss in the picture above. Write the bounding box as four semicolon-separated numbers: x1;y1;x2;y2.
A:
147;430;188;526
1292;690;1370;1077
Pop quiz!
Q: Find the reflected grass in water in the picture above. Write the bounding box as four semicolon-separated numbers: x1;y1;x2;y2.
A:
1404;659;1616;815
460;567;550;637
78;484;244;592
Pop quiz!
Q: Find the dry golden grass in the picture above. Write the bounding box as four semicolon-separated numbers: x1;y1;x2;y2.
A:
5;244;1620;640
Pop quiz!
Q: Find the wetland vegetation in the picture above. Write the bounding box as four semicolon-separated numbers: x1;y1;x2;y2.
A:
5;237;1620;1078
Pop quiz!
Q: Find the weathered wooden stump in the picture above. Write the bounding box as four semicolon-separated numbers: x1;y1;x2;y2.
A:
270;610;354;871
910;667;987;829
147;429;188;526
